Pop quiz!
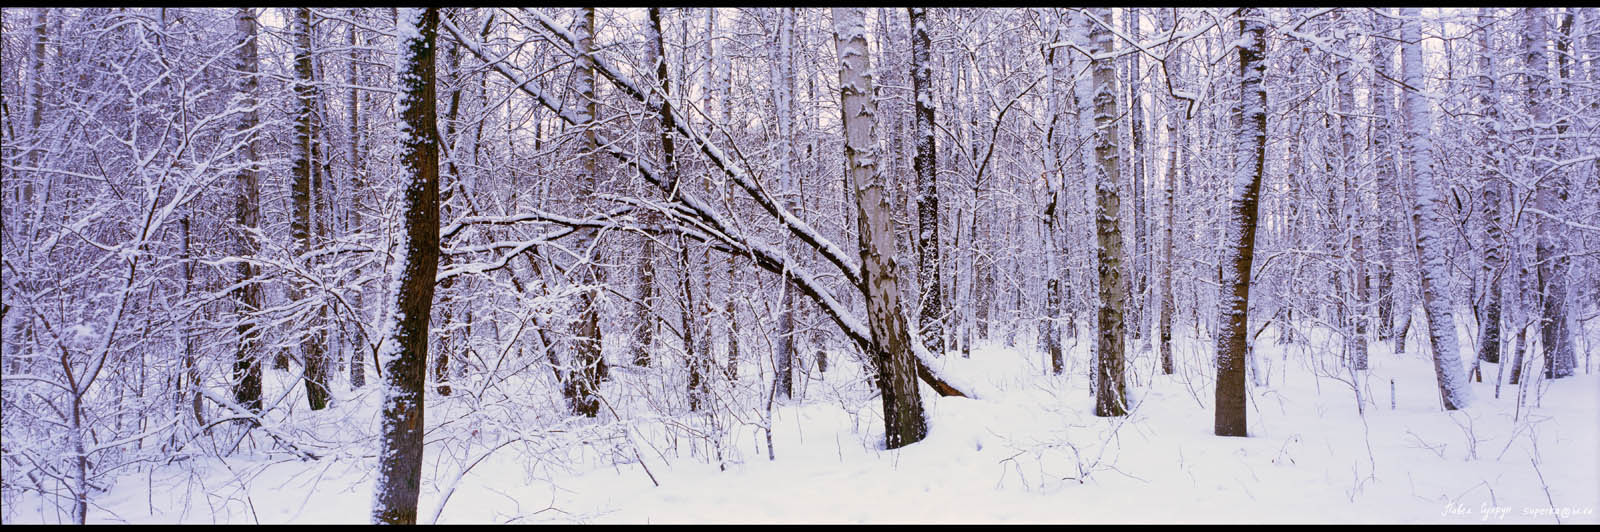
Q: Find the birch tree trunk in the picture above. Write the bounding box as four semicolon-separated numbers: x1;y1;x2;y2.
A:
1334;14;1368;372
23;8;46;204
1043;8;1069;376
1124;7;1149;348
1088;7;1130;418
1400;7;1471;410
833;7;927;449
346;8;368;388
772;7;798;397
1214;8;1268;437
1159;7;1180;376
371;8;440;524
566;7;605;417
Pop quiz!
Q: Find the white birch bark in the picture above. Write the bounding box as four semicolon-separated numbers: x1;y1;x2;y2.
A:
833;7;927;448
1400;7;1471;410
772;7;798;397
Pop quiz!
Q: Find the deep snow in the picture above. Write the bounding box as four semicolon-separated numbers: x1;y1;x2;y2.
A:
7;313;1597;524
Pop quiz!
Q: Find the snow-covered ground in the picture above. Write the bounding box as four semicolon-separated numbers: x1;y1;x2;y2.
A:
7;315;1597;524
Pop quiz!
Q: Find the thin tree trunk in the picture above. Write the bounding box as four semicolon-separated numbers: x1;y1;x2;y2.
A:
1509;321;1528;386
1159;7;1180;376
633;241;657;368
635;7;673;368
1125;7;1149;348
231;7;264;412
1334;14;1369;372
681;239;710;411
434;26;467;398
1370;10;1400;343
772;7;798;396
23;8;47;205
181;218;202;425
1042;9;1069;376
1475;8;1505;369
347;8;367;389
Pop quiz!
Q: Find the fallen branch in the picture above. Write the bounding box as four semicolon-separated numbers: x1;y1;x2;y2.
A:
441;18;970;399
194;387;320;461
428;437;522;524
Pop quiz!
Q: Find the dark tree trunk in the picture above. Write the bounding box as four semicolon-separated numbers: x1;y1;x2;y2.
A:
681;241;710;412
291;7;330;410
371;7;440;525
908;7;945;357
636;7;677;369
231;7;264;412
1215;8;1268;437
1047;278;1064;375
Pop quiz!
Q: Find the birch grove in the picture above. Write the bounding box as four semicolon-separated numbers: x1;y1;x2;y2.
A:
1;8;1596;523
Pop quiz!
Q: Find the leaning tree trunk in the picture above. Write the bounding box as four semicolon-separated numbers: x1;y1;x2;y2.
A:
371;7;440;525
1400;7;1471;410
833;7;927;449
1214;8;1268;437
1087;7;1130;418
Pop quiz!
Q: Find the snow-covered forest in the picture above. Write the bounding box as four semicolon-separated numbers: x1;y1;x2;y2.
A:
2;7;1597;524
